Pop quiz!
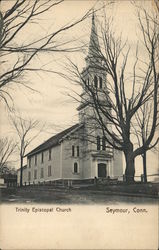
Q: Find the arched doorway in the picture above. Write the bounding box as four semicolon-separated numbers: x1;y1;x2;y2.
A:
98;163;107;178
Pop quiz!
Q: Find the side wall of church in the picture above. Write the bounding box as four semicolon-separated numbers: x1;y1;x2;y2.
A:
60;127;94;180
23;145;61;185
61;128;88;179
18;134;123;185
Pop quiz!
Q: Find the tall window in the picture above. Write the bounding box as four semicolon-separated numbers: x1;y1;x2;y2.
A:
49;148;52;160
77;146;79;157
41;152;44;163
34;169;37;179
102;136;106;150
87;78;89;86
35;155;37;166
97;136;101;150
28;158;31;168
99;77;102;89
48;165;52;177
40;168;44;178
94;75;98;88
28;171;31;181
74;162;78;173
72;145;75;157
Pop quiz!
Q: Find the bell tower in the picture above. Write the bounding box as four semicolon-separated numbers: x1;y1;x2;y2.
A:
76;13;122;180
77;12;108;125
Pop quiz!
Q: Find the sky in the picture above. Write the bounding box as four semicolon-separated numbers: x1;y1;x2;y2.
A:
0;0;158;181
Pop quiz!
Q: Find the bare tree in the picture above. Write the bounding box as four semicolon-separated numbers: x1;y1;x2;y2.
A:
0;0;93;108
66;6;159;182
0;137;16;172
133;100;159;182
10;113;43;186
128;1;159;183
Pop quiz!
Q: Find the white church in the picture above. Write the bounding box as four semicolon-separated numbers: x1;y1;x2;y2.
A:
17;14;123;186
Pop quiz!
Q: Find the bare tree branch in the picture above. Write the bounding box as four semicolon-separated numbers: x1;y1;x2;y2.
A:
10;111;45;186
0;137;17;171
0;0;93;108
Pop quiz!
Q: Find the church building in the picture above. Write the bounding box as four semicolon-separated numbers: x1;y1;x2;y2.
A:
17;14;123;186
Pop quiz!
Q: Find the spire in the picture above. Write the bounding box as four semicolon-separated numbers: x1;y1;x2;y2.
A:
86;11;101;65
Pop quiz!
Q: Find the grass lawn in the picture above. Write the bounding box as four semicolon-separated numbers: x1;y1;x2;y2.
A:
0;182;158;204
87;182;159;196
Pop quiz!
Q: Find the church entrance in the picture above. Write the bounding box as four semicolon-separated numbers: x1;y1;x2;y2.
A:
98;163;107;178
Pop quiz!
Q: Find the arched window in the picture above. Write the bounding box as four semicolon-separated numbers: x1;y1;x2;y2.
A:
94;75;98;88
102;136;106;150
97;136;101;150
74;162;78;173
99;77;102;89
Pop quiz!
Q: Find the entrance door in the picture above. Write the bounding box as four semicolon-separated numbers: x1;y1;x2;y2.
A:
98;163;107;178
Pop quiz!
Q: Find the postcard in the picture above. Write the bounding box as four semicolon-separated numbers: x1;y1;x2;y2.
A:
0;0;158;249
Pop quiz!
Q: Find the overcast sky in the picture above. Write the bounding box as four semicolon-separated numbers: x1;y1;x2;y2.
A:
0;0;158;180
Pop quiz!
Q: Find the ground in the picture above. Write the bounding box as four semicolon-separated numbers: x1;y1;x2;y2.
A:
0;183;159;204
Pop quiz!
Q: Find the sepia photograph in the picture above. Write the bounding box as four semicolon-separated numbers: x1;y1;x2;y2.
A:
0;0;159;249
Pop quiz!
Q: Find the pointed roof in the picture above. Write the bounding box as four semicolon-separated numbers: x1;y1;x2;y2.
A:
86;11;101;65
26;123;82;157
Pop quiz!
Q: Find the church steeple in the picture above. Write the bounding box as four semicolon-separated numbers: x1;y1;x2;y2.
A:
78;11;107;123
86;11;101;66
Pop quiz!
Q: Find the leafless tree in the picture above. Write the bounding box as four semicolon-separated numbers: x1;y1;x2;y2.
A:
133;101;159;182
131;4;159;182
0;0;93;109
10;113;44;186
0;137;16;172
66;5;159;182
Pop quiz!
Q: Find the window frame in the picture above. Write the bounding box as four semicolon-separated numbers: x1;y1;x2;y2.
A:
40;168;44;178
99;77;102;89
41;152;44;163
77;146;79;157
72;145;75;157
87;78;89;86
73;162;78;174
94;75;98;88
35;155;37;166
49;148;52;161
48;165;52;177
102;136;106;151
34;169;37;179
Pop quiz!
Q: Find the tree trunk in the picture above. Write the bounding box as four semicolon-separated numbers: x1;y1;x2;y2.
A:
142;152;147;183
20;155;23;187
124;146;135;183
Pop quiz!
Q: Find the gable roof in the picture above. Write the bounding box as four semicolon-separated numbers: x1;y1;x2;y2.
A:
26;123;80;157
